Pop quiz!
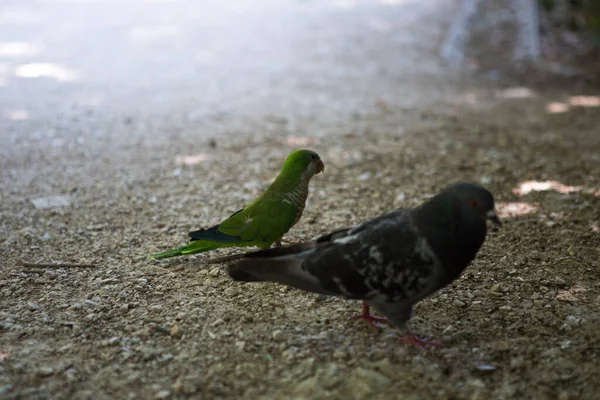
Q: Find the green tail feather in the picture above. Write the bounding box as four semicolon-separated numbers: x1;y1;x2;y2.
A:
149;241;222;260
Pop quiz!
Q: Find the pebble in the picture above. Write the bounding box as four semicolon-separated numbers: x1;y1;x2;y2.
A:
170;324;182;339
84;299;100;308
272;329;285;341
27;302;40;311
510;357;524;370
154;390;171;399
555;276;567;286
36;367;54;377
490;283;501;292
120;304;129;314
209;267;220;277
333;349;346;360
474;363;497;373
31;195;71;209
452;299;466;307
235;340;246;351
354;368;390;386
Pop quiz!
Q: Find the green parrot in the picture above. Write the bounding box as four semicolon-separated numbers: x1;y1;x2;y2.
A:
149;149;325;260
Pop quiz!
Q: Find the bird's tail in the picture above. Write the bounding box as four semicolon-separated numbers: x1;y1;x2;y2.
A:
226;242;330;294
150;224;246;260
149;240;223;260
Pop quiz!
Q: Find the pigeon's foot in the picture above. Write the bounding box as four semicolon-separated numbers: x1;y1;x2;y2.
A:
275;239;283;248
351;303;389;329
396;333;443;351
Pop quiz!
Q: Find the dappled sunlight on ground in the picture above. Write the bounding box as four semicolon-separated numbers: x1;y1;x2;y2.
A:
175;154;211;166
0;63;9;86
128;25;181;41
4;110;30;121
0;42;41;57
546;102;570;114
512;180;582;196
569;96;600;107
495;87;536;99
546;95;600;114
286;136;319;146
15;63;79;82
496;201;539;218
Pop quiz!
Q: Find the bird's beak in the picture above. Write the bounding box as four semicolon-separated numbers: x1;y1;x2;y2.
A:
486;209;501;227
316;159;325;174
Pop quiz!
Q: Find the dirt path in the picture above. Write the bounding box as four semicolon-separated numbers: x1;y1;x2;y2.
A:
1;1;599;399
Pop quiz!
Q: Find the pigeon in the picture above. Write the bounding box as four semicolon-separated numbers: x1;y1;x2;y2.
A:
226;182;501;348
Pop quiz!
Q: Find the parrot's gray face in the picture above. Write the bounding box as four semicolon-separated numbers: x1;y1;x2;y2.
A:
309;157;324;176
300;156;324;184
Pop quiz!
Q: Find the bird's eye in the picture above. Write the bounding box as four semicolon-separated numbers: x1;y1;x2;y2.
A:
470;199;480;208
311;155;317;159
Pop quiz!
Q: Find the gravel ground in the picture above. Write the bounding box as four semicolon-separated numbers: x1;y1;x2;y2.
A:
1;0;600;399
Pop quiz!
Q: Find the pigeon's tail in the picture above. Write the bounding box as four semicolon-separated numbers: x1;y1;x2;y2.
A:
227;243;329;295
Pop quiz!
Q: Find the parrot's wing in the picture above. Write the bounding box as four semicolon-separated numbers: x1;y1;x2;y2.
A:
217;198;298;245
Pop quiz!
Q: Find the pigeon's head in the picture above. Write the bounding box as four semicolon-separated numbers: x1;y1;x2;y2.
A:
447;182;501;228
283;149;325;178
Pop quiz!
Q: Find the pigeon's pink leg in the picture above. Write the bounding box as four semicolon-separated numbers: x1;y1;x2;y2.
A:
396;332;444;351
351;302;390;329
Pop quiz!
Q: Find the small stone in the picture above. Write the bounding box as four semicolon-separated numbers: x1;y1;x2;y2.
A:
31;195;71;209
354;368;391;386
108;337;121;346
84;299;99;308
235;341;246;351
170;324;182;339
452;299;466;307
27;302;40;311
37;367;54;377
296;357;315;377
120;304;129;314
154;390;171;399
209;267;220;277
555;276;567;286
564;315;580;327
490;283;501;292
333;349;346;360
558;391;570;400
272;329;285;342
474;363;497;373
493;340;510;352
510;357;524;370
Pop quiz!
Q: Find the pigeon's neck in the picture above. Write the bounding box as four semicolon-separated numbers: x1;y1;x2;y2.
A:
413;198;487;279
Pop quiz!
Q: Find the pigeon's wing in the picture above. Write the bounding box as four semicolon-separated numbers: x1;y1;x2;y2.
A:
302;210;442;303
228;210;442;304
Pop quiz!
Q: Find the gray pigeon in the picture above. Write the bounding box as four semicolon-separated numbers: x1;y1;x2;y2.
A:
227;182;501;348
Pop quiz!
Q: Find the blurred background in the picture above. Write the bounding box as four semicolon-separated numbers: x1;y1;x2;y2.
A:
1;1;600;399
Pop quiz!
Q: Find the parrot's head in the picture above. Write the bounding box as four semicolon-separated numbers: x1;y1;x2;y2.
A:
283;149;325;179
